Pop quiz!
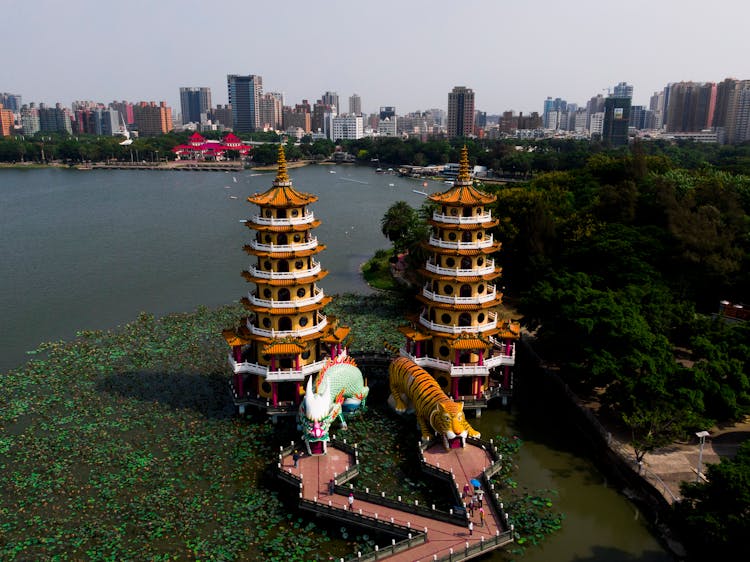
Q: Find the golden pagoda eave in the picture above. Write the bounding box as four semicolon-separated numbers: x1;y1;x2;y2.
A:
245;220;322;232
243;245;326;258
242;270;329;285
397;325;433;341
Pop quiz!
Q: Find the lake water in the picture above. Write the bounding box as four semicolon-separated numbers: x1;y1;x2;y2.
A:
0;165;672;561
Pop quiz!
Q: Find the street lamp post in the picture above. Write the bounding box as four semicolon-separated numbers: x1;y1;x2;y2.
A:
695;430;710;482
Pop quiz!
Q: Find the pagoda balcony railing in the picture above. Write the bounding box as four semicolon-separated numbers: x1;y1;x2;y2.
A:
247;261;322;280
432;211;492;224
248;237;318;252
228;355;327;380
428;234;494;250
425;259;496;277
248;289;326;309
422;285;497;305
399;348;514;375
418;311;498;334
251;212;315;226
246;314;327;338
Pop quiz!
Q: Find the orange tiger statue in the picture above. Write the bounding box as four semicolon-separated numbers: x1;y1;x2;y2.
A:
388;356;480;449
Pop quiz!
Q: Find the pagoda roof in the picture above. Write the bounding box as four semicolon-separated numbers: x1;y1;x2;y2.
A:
416;294;503;310
247;145;317;207
241;269;329;285
240;295;332;314
262;339;309;355
497;319;522;339
397;325;433;341
447;333;492;350
222;327;251;347
245;220;322;232
321;325;351;344
243;245;325;258
429;146;496;206
421;242;500;255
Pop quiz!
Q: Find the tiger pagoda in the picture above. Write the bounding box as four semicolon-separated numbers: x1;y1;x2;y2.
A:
397;146;520;415
222;146;351;418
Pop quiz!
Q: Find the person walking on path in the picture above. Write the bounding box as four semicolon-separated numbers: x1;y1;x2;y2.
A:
479;507;485;527
292;450;300;468
468;498;475;518
468;520;474;536
463;483;472;499
348;492;354;511
476;488;484;508
328;478;335;496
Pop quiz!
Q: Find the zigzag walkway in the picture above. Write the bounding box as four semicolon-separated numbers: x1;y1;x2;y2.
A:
276;438;513;561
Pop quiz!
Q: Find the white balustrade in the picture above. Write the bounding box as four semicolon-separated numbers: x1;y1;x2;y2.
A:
228;355;327;380
246;261;322;280
418;311;497;334
248;237;318;252
422;285;497;305
432;211;492;224
246;315;327;338
424;259;496;277
428;234;494;250
251;212;315;226
248;289;326;309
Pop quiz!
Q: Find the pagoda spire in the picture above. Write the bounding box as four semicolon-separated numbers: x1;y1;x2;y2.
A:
456;145;471;185
275;144;290;184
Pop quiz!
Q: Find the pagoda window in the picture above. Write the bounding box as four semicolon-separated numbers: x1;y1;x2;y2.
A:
297;287;306;297
476;232;483;240
279;317;292;331
444;285;453;295
478;312;485;322
277;209;287;219
448;232;457;241
461;257;472;269
302;350;311;360
477;257;484;266
462;207;472;217
441;313;451;324
450;207;458;216
265;210;272;217
278;233;288;245
291;209;299;217
278;288;291;301
264;260;272;270
278;260;289;272
299;316;309;327
439;345;449;357
476;207;483;215
264;234;272;243
263;288;272;298
461;231;472;243
262;317;271;328
445;257;455;267
478;284;485;294
293;234;301;242
460;284;471;297
295;260;304;269
458;312;472;327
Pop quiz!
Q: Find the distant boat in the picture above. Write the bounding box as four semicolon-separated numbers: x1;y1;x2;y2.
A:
229;195;238;199
329;170;336;174
224;186;231;189
388;183;395;187
233;176;238;183
412;189;428;196
444;180;454;186
375;168;384;173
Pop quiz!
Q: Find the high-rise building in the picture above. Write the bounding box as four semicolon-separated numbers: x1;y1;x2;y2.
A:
321;91;339;113
227;74;263;132
331;114;363;140
0;104;14;137
542;97;567;129
0;93;22;112
210;104;233;128
585;94;605;131
665;82;717;133
20;104;40;135
132;101;173;136
258;92;283;131
649;90;666;129
39;103;72;134
447;86;475;138
180;87;212;125
110;101;134;125
725;80;750;144
349;93;361;116
283;100;311;132
602;96;631;146
613;82;634;99
379;106;396;120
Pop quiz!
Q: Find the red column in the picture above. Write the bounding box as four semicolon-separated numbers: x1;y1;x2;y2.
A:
295;354;300;371
454;350;460;366
236;373;244;397
272;382;278;407
503;366;510;389
271;355;276;371
233;345;242;362
478;350;484;366
415;341;421;357
452;376;459;400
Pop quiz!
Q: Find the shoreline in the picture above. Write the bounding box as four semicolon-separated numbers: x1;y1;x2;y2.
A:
0;159;321;171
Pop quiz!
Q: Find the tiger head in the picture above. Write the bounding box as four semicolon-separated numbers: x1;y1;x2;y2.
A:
430;401;478;444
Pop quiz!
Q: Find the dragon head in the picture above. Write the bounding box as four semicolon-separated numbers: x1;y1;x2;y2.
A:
299;376;340;448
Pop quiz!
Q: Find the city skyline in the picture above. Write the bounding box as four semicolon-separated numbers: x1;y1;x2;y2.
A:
5;0;749;116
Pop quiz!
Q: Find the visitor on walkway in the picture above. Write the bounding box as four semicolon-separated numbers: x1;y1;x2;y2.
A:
348;492;354;510
293;450;300;468
468;520;474;536
463;483;472;498
468;498;474;518
476;488;484;508
328;478;335;496
479;507;485;527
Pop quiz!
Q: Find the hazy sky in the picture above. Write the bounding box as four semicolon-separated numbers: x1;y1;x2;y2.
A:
6;0;749;115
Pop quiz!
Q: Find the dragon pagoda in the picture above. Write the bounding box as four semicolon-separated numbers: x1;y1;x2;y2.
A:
222;146;351;418
397;146;520;415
